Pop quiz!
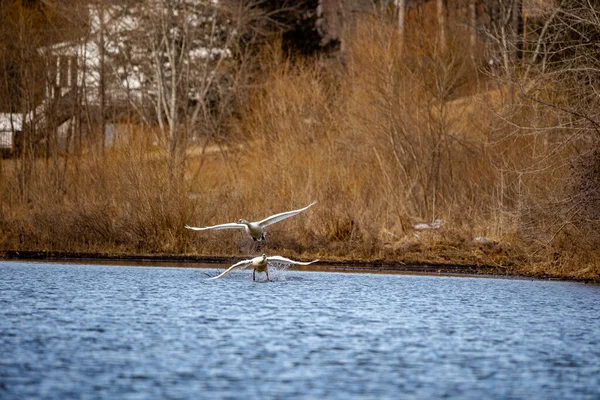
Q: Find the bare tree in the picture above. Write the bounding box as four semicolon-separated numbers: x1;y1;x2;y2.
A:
0;2;47;202
94;0;259;181
485;0;600;258
98;2;106;154
485;0;523;104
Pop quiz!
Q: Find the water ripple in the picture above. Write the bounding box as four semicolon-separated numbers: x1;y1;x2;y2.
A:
1;261;599;399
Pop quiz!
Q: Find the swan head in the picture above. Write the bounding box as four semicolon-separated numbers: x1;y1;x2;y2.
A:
261;254;267;261
238;219;249;225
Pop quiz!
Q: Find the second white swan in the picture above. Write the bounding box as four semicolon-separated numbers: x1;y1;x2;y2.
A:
207;254;319;281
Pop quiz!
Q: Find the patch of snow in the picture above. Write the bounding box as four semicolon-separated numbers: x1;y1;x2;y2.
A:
414;219;443;230
473;237;497;245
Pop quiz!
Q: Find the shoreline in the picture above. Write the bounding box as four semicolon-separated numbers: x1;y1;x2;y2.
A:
1;250;596;284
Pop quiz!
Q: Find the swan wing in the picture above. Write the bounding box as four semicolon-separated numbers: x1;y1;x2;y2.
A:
257;201;317;228
207;260;253;280
185;222;246;231
267;256;319;266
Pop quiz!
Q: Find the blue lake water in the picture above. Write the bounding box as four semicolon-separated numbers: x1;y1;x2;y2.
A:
1;261;599;399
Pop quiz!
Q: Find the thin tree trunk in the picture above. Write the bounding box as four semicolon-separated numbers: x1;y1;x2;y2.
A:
500;24;514;105
511;0;522;60
396;0;405;55
470;0;477;48
437;0;447;53
99;4;106;155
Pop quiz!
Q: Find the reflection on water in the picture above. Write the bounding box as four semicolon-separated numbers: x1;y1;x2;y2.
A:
1;261;599;399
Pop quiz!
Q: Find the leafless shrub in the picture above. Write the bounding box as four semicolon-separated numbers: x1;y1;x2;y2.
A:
484;0;600;274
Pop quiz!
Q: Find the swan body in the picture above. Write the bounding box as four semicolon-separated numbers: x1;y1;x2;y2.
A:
207;254;319;281
186;201;317;241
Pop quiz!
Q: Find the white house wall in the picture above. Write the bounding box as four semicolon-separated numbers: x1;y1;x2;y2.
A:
38;3;232;112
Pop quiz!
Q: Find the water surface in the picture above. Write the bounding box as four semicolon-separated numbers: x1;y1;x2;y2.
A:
1;261;599;399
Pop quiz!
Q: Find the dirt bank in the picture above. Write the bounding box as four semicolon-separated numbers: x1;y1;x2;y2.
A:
2;250;597;284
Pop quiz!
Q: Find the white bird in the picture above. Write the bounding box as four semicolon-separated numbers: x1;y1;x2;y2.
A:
207;254;319;281
185;201;317;241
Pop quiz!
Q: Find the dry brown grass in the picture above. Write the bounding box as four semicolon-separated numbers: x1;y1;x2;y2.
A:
1;16;598;281
1;129;195;254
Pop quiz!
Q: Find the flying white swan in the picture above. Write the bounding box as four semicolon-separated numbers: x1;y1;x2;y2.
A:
185;201;317;241
207;254;319;281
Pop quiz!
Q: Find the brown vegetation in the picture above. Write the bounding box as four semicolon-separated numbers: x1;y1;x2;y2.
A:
1;1;599;281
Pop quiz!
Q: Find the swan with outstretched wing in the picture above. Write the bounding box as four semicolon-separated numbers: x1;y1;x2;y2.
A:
207;254;319;281
186;201;317;241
